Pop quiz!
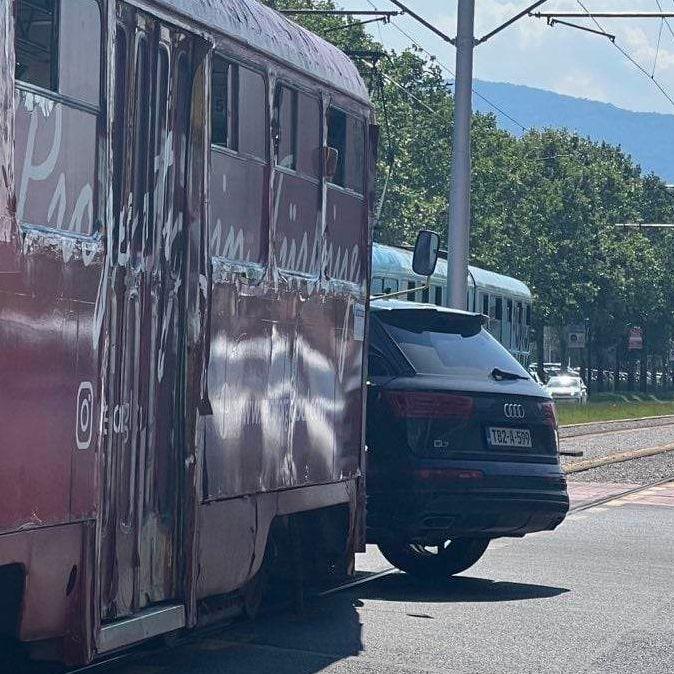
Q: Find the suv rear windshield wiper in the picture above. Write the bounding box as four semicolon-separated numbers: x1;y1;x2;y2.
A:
491;367;529;381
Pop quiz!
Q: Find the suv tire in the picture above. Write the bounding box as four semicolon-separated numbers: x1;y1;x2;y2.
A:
378;538;490;578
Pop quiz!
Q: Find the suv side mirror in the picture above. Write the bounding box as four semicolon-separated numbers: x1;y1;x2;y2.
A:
412;230;440;277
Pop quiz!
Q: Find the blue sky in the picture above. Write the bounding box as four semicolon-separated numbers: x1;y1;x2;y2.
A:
355;1;674;115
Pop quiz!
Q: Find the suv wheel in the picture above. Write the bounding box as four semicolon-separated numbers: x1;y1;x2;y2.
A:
378;538;490;578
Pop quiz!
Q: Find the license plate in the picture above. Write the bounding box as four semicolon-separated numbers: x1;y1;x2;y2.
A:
488;427;532;448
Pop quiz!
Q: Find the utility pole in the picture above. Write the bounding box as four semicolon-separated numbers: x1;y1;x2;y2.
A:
446;0;475;309
387;1;547;307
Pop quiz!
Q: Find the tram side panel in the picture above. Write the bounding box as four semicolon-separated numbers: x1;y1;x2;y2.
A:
0;0;103;652
198;53;371;597
0;0;374;660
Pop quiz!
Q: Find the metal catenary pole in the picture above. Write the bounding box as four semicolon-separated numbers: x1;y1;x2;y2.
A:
446;0;475;309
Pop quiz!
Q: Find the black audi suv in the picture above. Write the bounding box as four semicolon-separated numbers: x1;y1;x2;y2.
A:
366;299;569;578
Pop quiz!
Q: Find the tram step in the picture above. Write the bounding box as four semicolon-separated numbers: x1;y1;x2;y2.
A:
98;604;185;654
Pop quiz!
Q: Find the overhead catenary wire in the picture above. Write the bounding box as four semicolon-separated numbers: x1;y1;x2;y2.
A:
365;3;591;165
652;17;664;77
355;56;438;115
654;0;674;42
362;1;609;172
386;17;530;132
573;0;674;108
374;69;396;227
365;0;531;130
385;0;455;45
323;15;391;36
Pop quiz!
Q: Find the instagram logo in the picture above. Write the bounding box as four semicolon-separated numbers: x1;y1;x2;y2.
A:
76;382;94;450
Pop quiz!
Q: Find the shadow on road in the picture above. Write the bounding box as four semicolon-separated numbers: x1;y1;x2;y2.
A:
117;594;365;674
354;572;569;603
20;574;568;673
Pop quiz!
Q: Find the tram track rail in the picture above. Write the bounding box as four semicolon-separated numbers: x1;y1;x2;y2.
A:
563;442;674;474
561;421;674;442
559;416;674;440
568;475;674;513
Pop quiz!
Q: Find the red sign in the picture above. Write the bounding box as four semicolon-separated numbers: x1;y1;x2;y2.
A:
628;327;643;350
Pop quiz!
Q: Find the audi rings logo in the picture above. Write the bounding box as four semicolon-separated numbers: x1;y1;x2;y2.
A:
503;403;525;419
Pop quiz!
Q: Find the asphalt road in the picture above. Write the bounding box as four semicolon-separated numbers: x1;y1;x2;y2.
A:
98;484;674;674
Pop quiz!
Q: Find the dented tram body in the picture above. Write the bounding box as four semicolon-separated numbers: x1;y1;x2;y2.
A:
0;0;374;664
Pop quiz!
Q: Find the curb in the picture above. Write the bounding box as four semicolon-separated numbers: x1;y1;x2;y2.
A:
561;413;674;430
563;443;674;474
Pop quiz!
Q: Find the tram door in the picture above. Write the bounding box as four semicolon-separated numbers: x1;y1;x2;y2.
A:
100;5;196;621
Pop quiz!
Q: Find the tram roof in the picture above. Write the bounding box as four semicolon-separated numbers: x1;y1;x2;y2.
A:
371;242;532;301
156;0;369;102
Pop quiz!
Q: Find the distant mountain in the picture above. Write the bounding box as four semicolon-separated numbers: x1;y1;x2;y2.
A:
472;80;674;182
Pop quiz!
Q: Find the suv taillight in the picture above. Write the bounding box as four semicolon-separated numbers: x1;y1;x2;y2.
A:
539;401;558;428
384;391;475;419
539;401;560;453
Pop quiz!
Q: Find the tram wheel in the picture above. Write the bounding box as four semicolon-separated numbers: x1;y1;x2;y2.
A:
378;538;490;578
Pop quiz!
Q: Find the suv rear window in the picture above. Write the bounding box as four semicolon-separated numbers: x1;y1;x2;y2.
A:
374;309;530;379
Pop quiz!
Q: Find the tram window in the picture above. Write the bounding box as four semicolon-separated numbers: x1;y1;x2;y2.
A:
434;286;443;306
346;116;365;193
131;38;150;250
275;85;297;170
327;107;346;186
507;299;513;322
495;297;503;320
58;0;101;104
422;286;430;303
406;280;417;301
526;304;532;326
517;302;523;323
15;0;57;90
112;27;128;251
327;108;365;194
149;46;169;249
212;59;266;159
383;278;398;294
212;56;238;150
297;93;321;178
238;66;266;159
482;294;489;316
15;0;101;103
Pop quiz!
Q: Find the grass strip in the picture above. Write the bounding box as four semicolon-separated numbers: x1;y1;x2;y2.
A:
557;399;674;425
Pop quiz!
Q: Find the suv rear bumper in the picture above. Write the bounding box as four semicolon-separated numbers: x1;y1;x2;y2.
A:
367;463;570;542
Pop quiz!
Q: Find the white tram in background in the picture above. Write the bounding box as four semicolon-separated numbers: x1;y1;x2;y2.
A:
371;242;533;364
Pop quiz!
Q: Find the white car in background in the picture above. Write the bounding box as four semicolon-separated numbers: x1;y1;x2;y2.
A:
545;374;588;404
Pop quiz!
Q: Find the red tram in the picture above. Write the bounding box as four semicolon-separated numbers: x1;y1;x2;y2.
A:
0;0;375;664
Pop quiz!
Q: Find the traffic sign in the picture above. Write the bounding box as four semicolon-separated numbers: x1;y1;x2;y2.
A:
568;324;586;349
628;327;643;350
